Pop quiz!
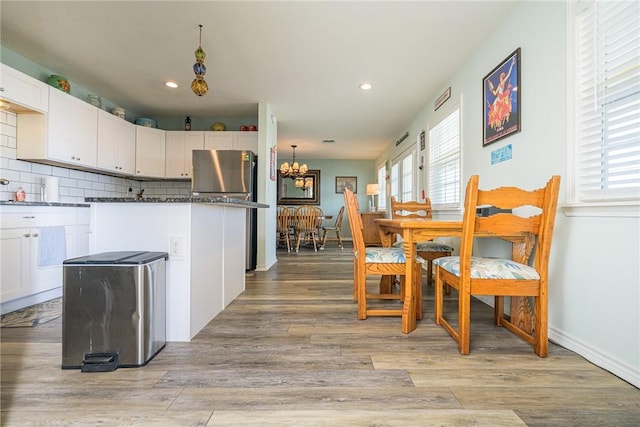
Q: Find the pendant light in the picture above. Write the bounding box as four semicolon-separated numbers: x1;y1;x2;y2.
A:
191;24;208;96
280;145;309;179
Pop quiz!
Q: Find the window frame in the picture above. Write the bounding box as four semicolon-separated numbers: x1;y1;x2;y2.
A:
426;102;462;212
564;0;640;218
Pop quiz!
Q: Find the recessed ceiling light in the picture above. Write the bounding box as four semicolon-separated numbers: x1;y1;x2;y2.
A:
165;81;178;88
359;82;372;90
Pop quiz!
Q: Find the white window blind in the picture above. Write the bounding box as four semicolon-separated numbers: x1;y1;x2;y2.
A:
572;0;640;202
401;152;414;202
428;108;461;208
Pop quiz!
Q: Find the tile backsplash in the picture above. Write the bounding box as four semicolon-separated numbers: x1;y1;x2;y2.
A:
0;110;191;203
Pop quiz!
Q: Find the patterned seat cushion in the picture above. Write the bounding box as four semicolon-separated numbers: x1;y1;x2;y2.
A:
355;247;424;264
433;256;540;280
393;241;453;252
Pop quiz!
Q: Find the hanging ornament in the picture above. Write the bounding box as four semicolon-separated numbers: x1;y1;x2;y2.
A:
192;24;208;96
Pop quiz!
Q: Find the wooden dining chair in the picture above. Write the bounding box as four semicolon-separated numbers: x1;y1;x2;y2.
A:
276;206;293;252
293;205;323;252
391;197;454;286
321;206;345;249
434;175;561;357
343;188;424;321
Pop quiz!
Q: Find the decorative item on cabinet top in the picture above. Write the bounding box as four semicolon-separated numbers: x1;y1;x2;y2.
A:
211;122;226;131
135;117;157;128
47;75;70;93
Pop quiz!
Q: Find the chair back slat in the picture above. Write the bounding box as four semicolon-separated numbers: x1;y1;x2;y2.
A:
294;206;322;232
334;206;345;229
391;197;432;219
277;207;292;233
475;214;541;236
343;189;365;255
477;186;546;210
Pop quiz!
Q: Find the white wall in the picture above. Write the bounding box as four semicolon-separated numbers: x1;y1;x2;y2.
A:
256;102;278;271
380;1;639;387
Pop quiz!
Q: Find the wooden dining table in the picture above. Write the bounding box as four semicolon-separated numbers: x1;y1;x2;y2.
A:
375;218;534;334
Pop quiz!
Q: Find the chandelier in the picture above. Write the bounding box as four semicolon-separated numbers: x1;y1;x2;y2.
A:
191;24;208;96
280;145;309;180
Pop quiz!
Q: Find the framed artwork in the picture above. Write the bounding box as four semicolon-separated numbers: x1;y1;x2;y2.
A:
483;47;521;147
335;176;357;194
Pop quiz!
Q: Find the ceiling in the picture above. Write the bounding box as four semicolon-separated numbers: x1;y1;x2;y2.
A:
1;1;518;160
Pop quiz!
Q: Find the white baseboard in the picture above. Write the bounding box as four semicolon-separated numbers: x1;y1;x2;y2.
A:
548;326;639;389
1;287;62;315
473;295;639;388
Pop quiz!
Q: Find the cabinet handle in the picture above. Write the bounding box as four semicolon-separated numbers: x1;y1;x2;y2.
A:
24;233;31;238
22;216;36;219
32;233;39;238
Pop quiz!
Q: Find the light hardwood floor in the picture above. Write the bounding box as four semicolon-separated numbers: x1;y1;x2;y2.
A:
1;245;638;426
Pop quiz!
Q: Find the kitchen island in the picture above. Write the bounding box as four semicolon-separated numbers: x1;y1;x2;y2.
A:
87;197;268;342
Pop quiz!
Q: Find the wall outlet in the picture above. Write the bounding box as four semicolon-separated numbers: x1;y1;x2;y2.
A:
168;235;185;260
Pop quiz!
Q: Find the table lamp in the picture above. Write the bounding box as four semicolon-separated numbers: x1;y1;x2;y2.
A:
365;183;379;212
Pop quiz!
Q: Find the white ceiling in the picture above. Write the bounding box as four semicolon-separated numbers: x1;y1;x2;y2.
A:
1;1;518;160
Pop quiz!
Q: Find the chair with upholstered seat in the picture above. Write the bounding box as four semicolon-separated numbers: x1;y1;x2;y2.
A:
434;175;560;357
343;188;424;321
391;197;453;286
293;205;323;252
321;206;345;249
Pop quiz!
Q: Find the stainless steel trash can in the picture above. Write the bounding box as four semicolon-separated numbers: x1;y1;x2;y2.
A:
61;251;168;369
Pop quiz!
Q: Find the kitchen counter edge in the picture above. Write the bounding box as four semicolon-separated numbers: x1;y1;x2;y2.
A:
0;201;90;208
85;197;269;208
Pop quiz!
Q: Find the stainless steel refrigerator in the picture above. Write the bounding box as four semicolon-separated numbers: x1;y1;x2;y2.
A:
191;150;257;270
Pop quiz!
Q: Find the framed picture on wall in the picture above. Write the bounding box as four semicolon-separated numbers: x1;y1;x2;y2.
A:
335;176;357;194
483;47;521;147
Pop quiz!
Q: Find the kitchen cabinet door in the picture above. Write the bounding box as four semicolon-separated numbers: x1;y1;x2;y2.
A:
166;131;204;178
0;228;31;302
29;226;73;294
0;64;49;112
135;126;166;178
47;88;98;168
234;132;258;153
204;132;234;150
97;110;136;175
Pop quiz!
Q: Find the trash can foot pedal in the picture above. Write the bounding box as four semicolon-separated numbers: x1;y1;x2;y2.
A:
81;352;118;372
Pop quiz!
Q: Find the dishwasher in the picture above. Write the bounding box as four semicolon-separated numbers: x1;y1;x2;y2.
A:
61;251;168;371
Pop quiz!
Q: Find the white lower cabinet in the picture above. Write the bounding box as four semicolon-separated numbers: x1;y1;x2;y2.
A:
0;207;90;308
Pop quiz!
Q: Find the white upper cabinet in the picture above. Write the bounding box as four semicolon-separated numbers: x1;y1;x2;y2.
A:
234;132;258;153
0;64;49;112
135;126;166;178
165;131;204;179
97;110;136;175
17;87;98;169
204;131;257;153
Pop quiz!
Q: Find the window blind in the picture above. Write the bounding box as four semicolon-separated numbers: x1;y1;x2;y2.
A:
573;0;640;202
429;108;461;208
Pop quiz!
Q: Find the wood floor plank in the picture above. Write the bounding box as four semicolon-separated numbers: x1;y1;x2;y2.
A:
207;409;527;426
169;386;461;411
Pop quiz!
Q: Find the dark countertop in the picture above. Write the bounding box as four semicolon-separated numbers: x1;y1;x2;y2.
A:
0;201;90;208
85;196;269;209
